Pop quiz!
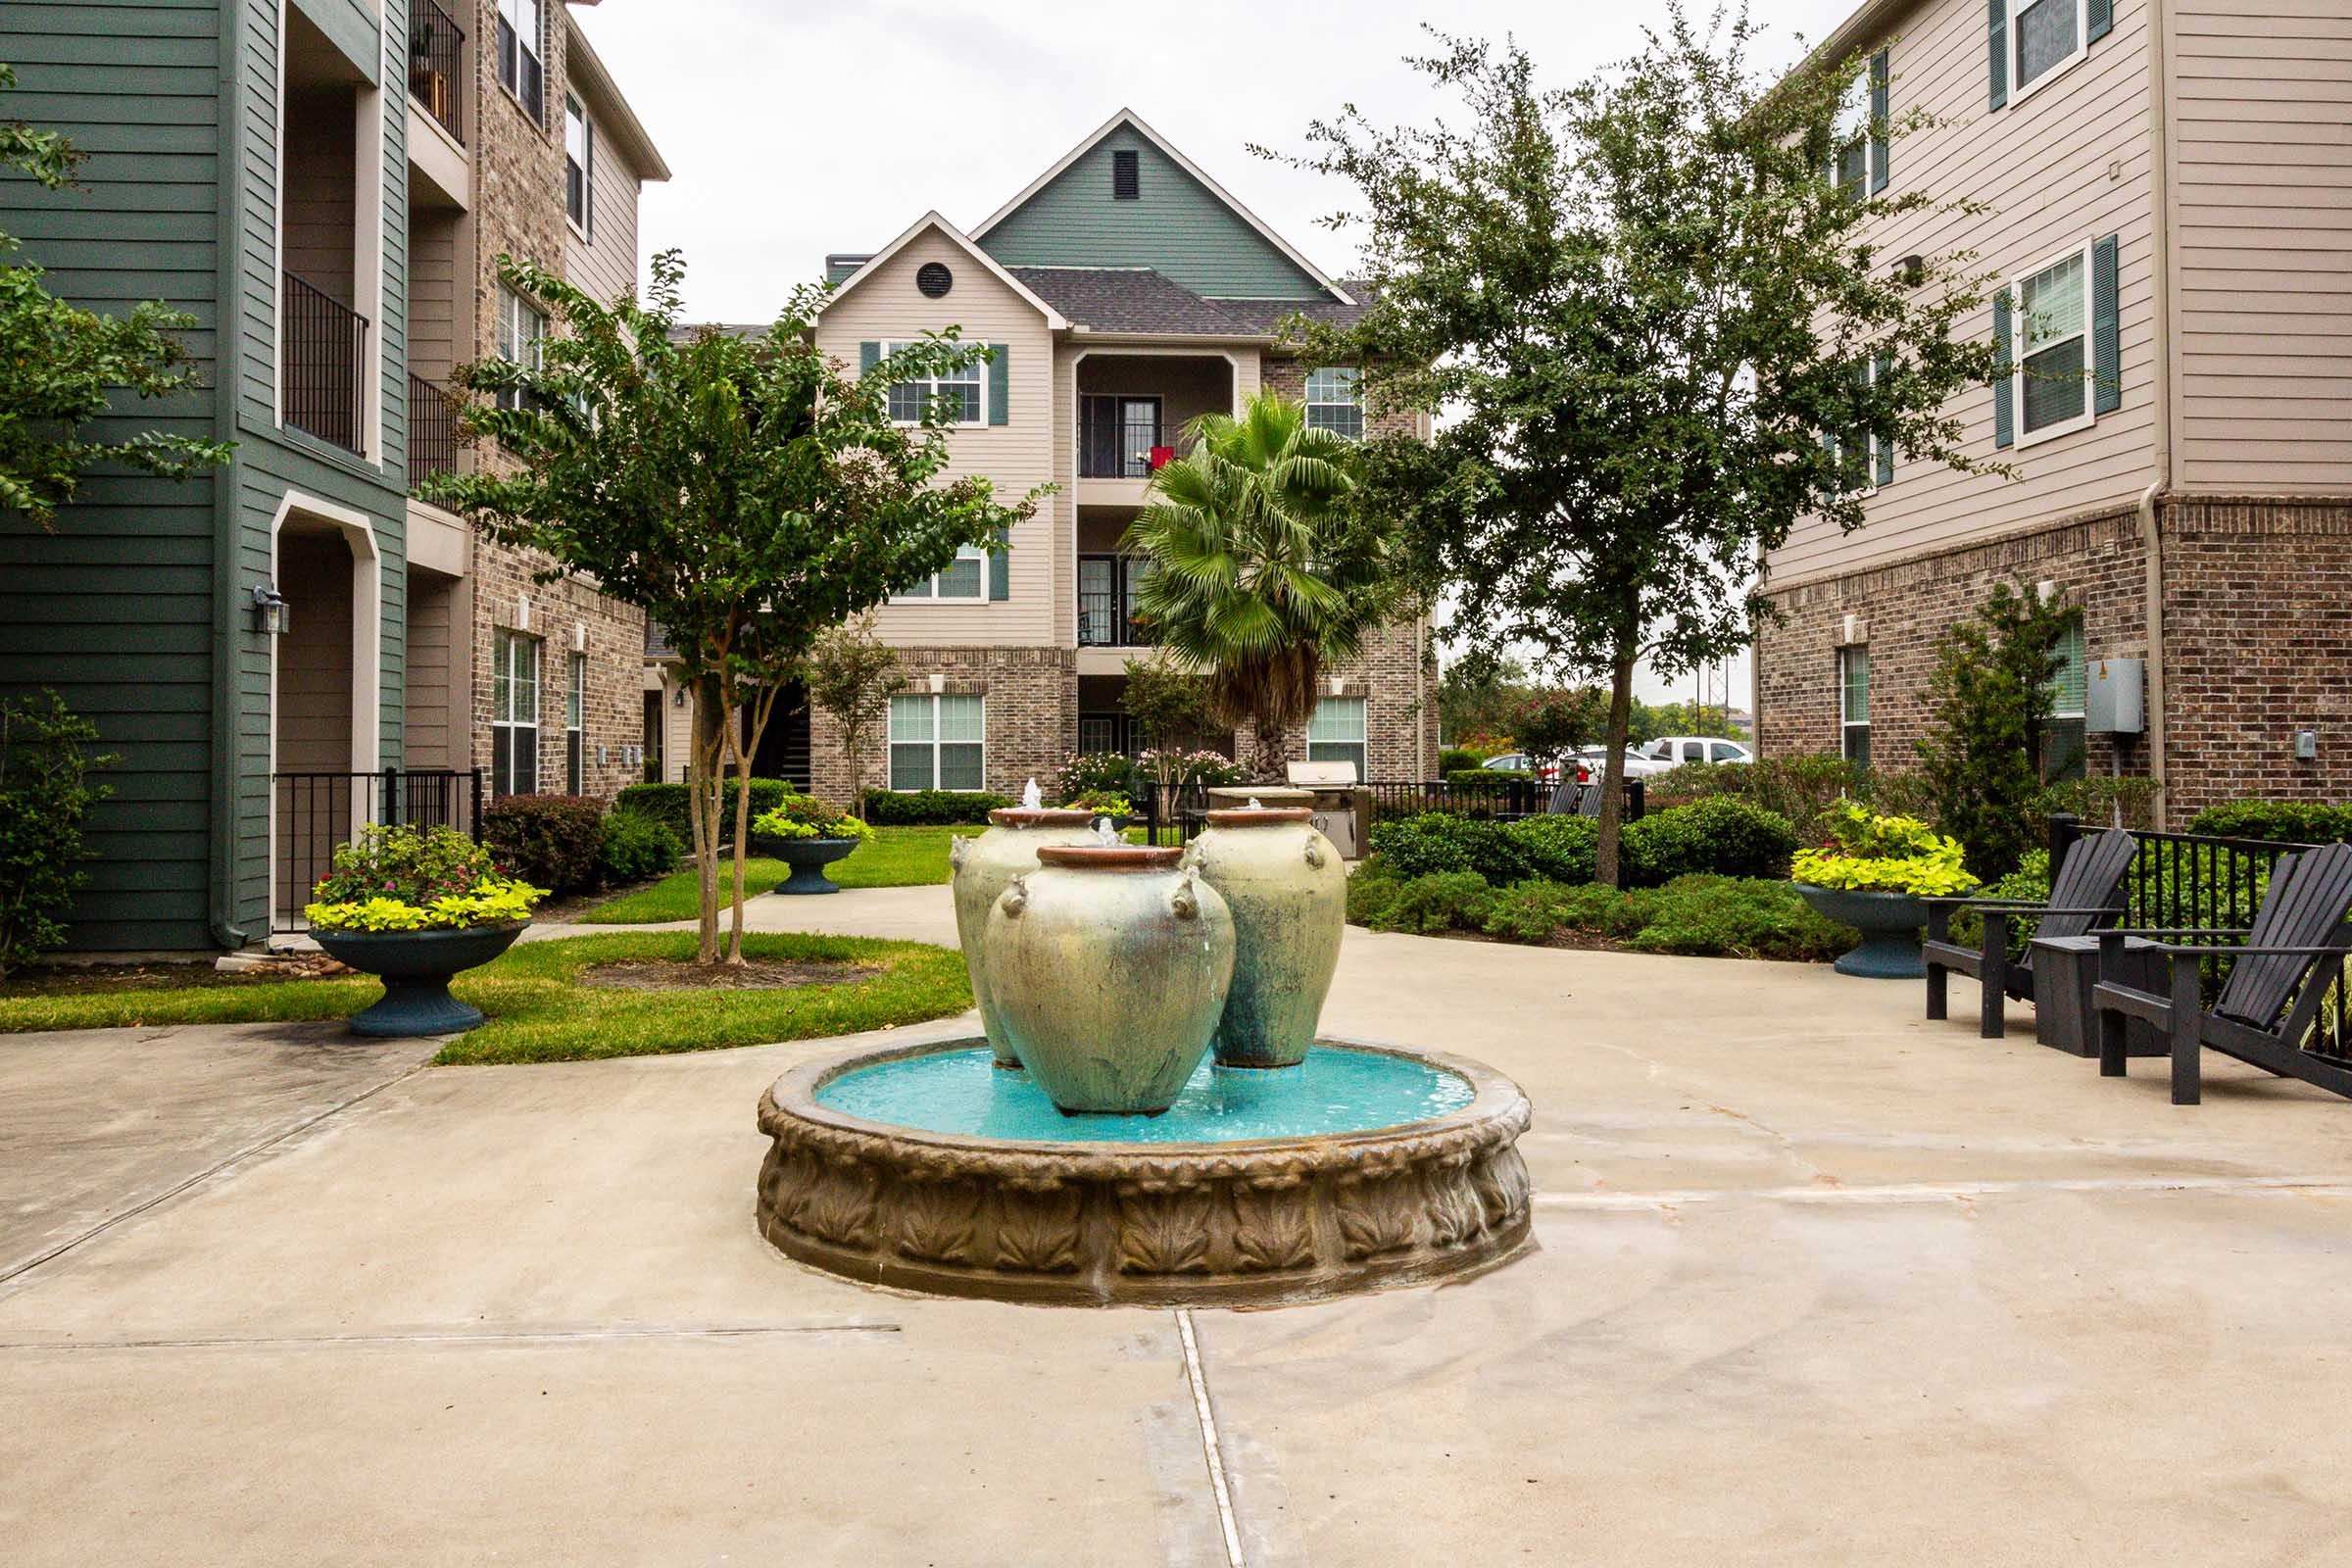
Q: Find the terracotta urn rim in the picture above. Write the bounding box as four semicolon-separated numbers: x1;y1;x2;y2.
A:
1033;844;1185;870
987;807;1096;829
1200;807;1316;827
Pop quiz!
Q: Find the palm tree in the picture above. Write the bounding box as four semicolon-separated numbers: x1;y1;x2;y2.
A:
1121;391;1401;779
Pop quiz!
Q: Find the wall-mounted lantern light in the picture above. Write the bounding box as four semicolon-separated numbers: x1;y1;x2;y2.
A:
250;583;290;636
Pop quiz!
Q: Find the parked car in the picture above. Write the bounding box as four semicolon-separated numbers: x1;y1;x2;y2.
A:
1571;746;1671;782
1642;736;1753;770
1476;752;1561;783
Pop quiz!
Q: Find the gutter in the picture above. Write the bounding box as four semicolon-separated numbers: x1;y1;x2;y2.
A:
2139;0;2175;823
208;9;250;952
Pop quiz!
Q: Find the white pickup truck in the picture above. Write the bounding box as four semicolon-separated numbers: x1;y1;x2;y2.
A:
1642;737;1753;770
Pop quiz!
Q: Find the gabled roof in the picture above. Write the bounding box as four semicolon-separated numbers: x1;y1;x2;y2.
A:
971;109;1352;307
1005;268;1252;335
814;212;1071;330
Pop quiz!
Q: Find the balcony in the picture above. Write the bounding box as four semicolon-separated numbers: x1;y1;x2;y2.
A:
282;271;369;455
408;373;458;492
1073;355;1231;503
408;0;467;145
1078;555;1159;650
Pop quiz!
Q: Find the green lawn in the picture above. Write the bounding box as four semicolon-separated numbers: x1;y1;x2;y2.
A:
0;931;970;1065
582;825;962;923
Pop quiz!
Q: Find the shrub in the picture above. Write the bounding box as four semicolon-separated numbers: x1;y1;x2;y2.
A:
1366;871;1494;935
481;794;607;896
0;691;114;977
1444;766;1523;789
1644;750;1859;826
1437;746;1485;775
1622;876;1850;962
1345;859;1405;926
1620;798;1796;887
304;823;545;932
2184;799;2352;845
1506;815;1598;884
861;788;1013;826
1790;802;1977;897
1950;849;2050;961
752;795;873;843
2039;775;2162;832
1055;751;1137;802
1478;880;1587;943
1367;812;1534;884
612;777;796;848
598;809;680;885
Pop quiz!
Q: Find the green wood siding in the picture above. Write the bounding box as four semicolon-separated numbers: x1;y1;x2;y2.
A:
977;124;1332;302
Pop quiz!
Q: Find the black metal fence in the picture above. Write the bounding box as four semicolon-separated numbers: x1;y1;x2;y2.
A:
408;372;458;492
408;0;466;145
1133;775;1646;848
273;768;484;932
282;271;369;453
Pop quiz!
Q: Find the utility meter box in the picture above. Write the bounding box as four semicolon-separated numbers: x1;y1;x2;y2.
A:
2086;658;2144;735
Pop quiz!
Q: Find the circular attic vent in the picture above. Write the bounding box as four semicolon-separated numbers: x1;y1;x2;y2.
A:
916;262;954;299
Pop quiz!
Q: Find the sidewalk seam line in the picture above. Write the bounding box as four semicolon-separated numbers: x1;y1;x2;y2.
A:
1175;1306;1247;1568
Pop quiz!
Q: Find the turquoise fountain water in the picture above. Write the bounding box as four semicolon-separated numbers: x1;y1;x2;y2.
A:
816;1042;1475;1145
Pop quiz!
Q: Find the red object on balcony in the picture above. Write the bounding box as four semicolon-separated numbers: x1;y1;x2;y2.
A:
1148;445;1175;470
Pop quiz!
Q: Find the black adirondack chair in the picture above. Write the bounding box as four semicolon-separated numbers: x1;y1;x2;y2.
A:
1579;782;1604;818
2091;841;2352;1105
1923;828;2139;1038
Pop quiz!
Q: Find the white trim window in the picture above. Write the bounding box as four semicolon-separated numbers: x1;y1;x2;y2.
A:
1303;368;1363;441
1829;73;1871;197
496;0;543;123
1306;696;1368;780
2008;0;2087;105
1828;356;1888;495
496;282;545;412
564;95;595;239
492;628;542;797
896;541;987;602
1838;646;1871;770
889;693;985;791
884;340;984;425
565;650;587;794
2012;242;2094;447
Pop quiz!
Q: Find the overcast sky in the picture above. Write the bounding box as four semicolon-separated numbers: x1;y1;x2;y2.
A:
569;0;1862;709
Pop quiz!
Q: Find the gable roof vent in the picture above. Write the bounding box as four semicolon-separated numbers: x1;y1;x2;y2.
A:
1111;148;1140;201
916;262;954;298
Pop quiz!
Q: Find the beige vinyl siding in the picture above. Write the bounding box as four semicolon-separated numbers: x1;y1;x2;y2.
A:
1767;0;2160;586
562;115;641;307
814;226;1058;645
408;207;462;383
2169;0;2352;493
1053;343;1080;647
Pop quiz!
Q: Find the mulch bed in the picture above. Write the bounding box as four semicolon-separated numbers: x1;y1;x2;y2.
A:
581;958;885;993
0;954;353;997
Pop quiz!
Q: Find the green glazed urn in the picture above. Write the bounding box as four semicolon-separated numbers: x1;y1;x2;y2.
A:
983;844;1236;1116
1185;807;1346;1069
950;807;1099;1066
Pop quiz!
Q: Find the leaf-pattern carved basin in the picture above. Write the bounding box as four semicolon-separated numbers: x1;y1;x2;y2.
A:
755;1035;1535;1307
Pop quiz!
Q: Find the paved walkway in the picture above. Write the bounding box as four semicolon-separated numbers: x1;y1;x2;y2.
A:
7;887;2352;1564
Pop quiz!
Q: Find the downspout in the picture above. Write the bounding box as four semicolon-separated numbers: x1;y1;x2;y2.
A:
208;8;251;952
2138;0;2175;823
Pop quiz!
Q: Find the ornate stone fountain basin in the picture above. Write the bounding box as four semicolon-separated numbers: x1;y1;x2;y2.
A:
755;1036;1535;1307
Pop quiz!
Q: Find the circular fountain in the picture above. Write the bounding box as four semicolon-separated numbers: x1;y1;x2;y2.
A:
754;795;1535;1307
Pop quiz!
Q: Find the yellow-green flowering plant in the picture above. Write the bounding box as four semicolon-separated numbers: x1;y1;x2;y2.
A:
303;823;547;932
751;795;873;844
1790;803;1978;898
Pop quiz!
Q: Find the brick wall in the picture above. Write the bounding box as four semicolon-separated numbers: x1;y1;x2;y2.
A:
807;645;1076;807
468;536;647;801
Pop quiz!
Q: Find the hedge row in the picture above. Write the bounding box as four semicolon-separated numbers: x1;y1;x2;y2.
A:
1347;867;1849;962
2184;799;2352;845
1366;798;1796;890
482;794;683;896
612;778;799;848
861;789;1012;826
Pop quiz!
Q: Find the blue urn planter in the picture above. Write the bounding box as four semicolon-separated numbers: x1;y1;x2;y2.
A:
1791;884;1930;979
765;837;859;895
310;922;526;1037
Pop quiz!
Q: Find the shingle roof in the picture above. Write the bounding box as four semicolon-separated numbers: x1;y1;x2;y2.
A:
1204;295;1370;334
1004;267;1255;336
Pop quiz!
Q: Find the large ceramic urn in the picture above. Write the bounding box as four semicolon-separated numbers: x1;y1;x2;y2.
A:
950;808;1099;1066
1186;807;1346;1068
984;845;1236;1115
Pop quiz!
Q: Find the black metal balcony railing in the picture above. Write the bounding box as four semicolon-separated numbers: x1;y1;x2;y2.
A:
1078;401;1165;479
407;372;457;492
282;271;368;454
1076;589;1157;648
409;0;466;145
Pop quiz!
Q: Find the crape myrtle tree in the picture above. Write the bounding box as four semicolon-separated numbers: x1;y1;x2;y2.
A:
424;252;1040;963
1274;5;2003;883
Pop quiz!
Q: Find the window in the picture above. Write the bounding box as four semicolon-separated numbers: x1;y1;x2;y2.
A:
1827;356;1890;493
1839;646;1871;769
496;0;543;123
897;541;988;602
1830;73;1871;197
565;651;586;794
1112;148;1140;200
564;96;595;238
2013;244;2092;445
889;694;984;791
883;340;984;425
641;690;663;782
2043;621;2087;781
496;283;545;411
1306;696;1368;781
1304;368;1363;441
2009;0;2086;104
492;629;541;797
1708;741;1747;763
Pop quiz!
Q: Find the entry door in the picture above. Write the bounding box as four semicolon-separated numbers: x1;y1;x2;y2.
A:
1078;556;1117;645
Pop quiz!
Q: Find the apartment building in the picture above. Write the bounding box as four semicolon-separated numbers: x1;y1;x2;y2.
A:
690;110;1437;801
1754;0;2352;823
0;0;664;952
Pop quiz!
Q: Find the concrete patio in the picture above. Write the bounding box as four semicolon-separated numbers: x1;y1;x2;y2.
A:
6;884;2351;1565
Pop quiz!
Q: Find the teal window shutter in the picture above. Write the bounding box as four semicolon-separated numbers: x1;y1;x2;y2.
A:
1869;51;1890;194
859;341;880;377
1987;0;2008;109
2087;0;2113;44
989;526;1010;601
987;344;1008;427
2091;234;2121;415
1992;287;2016;449
1873;349;1895;487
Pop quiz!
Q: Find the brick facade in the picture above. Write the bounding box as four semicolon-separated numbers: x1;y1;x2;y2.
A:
808;646;1078;806
1757;497;2352;825
468;537;647;800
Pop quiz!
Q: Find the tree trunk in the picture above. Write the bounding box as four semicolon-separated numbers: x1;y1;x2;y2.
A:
1253;715;1288;784
1594;630;1640;890
688;676;724;965
726;681;785;965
